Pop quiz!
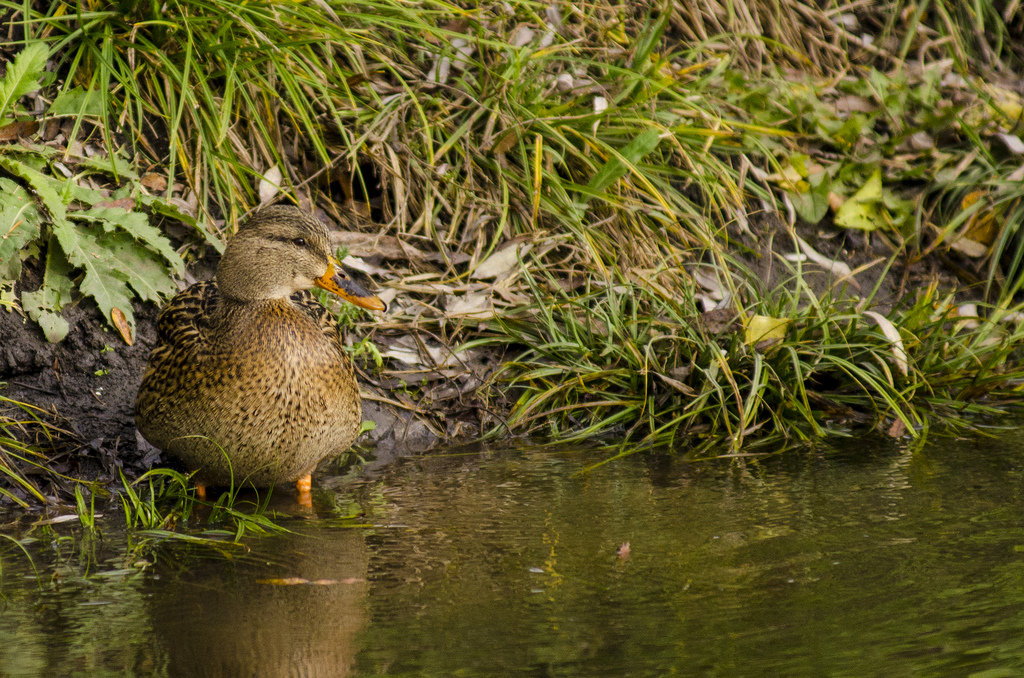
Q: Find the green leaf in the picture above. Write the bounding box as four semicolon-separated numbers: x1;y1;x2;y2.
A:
0;42;48;121
0;155;67;224
72;205;184;274
72;228;137;336
585;128;662;197
835;168;884;231
0;177;42;281
138;192;225;253
75;152;138;180
97;230;178;303
21;236;73;342
49;86;104;117
789;171;831;224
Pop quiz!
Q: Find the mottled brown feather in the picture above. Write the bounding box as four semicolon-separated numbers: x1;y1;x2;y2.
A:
135;207;364;487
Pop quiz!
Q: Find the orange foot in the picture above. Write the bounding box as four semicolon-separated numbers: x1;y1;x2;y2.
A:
296;474;312;508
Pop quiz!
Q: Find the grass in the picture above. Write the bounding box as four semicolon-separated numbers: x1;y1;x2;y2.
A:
473;252;1024;452
0;394;69;506
0;0;1022;499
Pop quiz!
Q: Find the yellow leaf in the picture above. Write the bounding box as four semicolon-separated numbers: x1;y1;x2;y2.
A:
744;314;790;345
111;307;133;346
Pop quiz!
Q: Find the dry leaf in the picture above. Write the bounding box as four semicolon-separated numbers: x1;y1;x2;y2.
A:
141;172;167;192
382;345;424;366
996;133;1024;155
112;307;133;346
259;165;282;204
792;235;853;278
96;198;136;210
864;310;908;377
444;291;494;318
0;120;38;141
332;231;428;262
472;242;530;280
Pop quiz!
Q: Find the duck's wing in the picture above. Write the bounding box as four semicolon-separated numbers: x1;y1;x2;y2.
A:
155;280;220;347
291;290;344;344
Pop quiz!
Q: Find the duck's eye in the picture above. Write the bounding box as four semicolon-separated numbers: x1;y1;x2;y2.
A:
292;237;306;247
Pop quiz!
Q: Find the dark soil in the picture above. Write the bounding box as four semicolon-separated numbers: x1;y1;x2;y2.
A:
1;299;161;497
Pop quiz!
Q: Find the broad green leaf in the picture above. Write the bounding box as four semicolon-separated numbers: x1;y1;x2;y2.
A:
30;311;70;342
585;128;662;196
835;168;884;231
0;177;42;281
789;171;831;224
76;152;138;179
74;230;137;335
0;155;67;224
21;236;73;342
0;42;48;121
138;192;225;253
97;230;178;303
73;206;184;274
0;282;15;310
49;86;104;117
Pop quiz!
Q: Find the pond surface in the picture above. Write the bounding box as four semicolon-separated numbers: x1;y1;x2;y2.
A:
3;434;1024;676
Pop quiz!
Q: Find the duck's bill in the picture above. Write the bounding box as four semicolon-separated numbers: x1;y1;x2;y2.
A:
315;258;387;312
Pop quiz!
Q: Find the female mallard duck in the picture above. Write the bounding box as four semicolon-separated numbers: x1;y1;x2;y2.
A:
135;205;385;499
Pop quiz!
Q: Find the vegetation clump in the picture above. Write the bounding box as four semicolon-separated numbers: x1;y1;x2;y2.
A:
1;0;1024;520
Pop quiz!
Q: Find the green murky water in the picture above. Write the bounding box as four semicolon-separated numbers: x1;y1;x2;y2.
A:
4;434;1024;676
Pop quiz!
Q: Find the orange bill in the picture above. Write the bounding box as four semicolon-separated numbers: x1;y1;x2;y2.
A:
315;257;387;312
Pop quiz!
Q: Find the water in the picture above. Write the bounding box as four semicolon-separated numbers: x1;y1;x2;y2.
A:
3;434;1024;676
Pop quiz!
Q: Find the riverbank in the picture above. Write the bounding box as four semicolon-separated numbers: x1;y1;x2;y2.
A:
3;1;1024;508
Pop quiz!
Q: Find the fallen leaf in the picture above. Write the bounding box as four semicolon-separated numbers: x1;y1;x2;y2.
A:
444;291;494;318
472;242;530;280
0;119;38;141
997;133;1024;155
744;314;790;345
835;169;884;231
791;235;854;279
331;231;428;262
258;165;282;204
886;417;907;438
141;172;167;192
864;310;908;377
657;373;696;395
112;307;133;346
96;198;135;210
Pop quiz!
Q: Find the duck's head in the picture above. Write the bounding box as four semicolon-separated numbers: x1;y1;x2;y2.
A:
216;205;386;311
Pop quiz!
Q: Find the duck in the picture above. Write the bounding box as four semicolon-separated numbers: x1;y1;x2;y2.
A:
134;205;386;501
